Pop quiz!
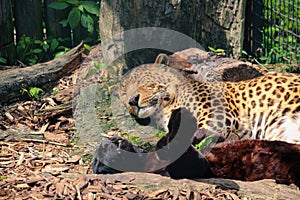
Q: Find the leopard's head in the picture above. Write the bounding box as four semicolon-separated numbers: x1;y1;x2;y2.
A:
126;83;176;118
112;64;189;129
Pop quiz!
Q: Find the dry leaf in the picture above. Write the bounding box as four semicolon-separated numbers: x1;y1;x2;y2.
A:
66;155;81;163
5;112;14;121
39;123;50;133
73;177;89;190
42;164;70;173
44;132;69;144
15;183;30;189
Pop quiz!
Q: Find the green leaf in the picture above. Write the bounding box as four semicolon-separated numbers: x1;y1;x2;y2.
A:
208;46;215;52
80;1;99;15
260;56;268;61
214;48;225;53
81;14;94;33
0;176;8;181
155;131;165;139
60;19;69;27
195;134;216;151
80;13;90;28
32;49;43;54
54;51;65;58
50;39;59;52
78;4;84;12
63;0;79;5
0;57;7;64
68;8;81;29
25;37;31;44
29;87;44;101
57;46;70;51
42;43;50;52
34;40;42;44
29;58;38;65
86;14;94;33
84;44;91;51
241;50;248;55
48;2;69;10
87;23;94;33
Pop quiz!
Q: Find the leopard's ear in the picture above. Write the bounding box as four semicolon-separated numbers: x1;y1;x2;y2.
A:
109;84;120;98
154;53;170;65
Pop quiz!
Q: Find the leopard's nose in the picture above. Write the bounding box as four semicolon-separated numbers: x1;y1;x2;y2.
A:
128;94;140;106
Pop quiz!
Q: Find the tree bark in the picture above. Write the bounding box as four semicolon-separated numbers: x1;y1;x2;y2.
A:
155;48;266;82
14;0;43;41
44;0;72;47
0;42;84;104
99;0;246;75
0;0;15;65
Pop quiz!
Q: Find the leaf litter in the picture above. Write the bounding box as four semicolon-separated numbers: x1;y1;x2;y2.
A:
0;45;244;199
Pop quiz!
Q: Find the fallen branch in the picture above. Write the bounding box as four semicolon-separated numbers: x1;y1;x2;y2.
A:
0;42;85;104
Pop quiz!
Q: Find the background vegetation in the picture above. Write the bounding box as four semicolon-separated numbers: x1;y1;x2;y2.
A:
261;0;300;65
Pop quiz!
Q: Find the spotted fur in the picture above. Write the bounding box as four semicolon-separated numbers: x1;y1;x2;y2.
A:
114;64;300;144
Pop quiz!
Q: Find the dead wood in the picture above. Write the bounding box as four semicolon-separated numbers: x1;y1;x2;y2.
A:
61;172;300;199
155;48;267;82
0;42;85;104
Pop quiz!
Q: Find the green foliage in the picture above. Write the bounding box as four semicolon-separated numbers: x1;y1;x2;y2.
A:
241;50;269;71
16;35;69;65
0;176;8;181
123;133;155;152
155;131;165;139
88;60;107;76
262;0;300;64
208;46;225;54
284;65;300;73
52;88;61;95
48;0;99;35
21;87;44;101
123;133;142;144
0;57;7;64
83;44;92;51
195;134;216;151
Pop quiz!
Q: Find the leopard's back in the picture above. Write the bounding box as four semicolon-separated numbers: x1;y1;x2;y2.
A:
224;73;300;143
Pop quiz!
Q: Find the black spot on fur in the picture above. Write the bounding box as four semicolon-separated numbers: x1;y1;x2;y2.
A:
216;115;224;120
284;93;291;101
251;100;256;108
225;118;231;126
217;121;224;127
293;105;300;114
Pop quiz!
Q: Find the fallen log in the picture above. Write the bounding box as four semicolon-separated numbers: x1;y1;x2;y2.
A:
60;172;300;200
155;48;266;82
0;42;85;104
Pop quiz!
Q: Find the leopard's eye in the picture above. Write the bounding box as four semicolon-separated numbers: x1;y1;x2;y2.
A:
151;96;159;105
163;97;170;101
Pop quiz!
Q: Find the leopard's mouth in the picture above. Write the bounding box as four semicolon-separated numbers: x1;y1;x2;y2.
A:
128;93;160;119
128;106;154;126
137;105;158;118
131;114;151;126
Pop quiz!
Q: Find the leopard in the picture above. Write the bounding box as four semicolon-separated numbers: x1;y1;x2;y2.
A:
112;64;300;144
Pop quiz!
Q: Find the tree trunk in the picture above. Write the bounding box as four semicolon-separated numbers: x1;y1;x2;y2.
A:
0;0;15;66
44;0;72;47
14;0;43;41
99;0;246;75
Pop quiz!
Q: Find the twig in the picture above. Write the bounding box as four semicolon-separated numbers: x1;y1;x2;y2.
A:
76;186;82;200
19;138;68;147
